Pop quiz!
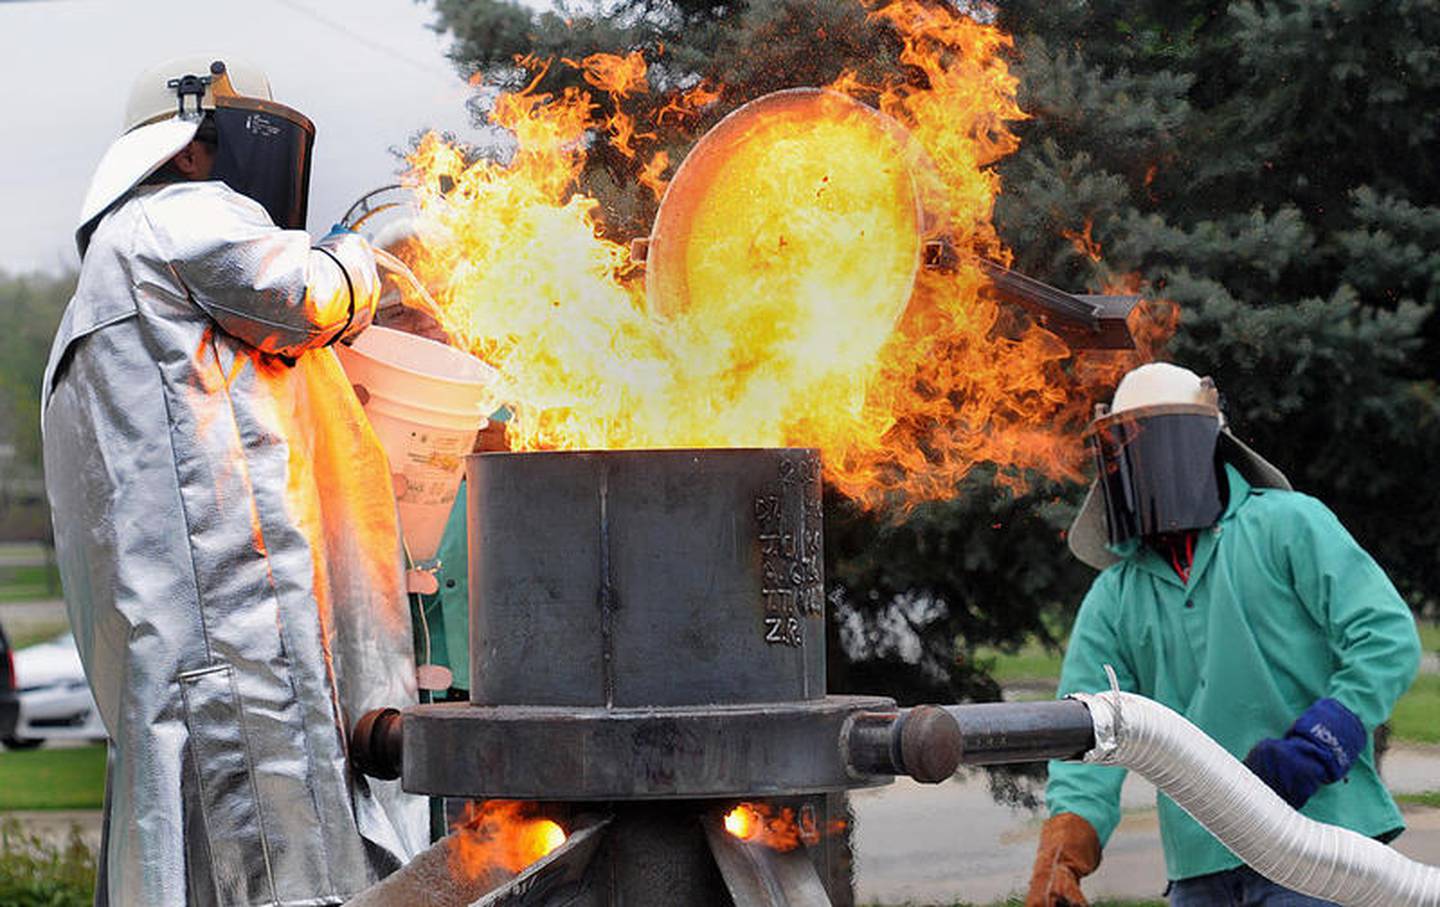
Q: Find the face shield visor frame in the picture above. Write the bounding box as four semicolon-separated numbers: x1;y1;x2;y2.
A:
1083;402;1225;548
206;93;315;231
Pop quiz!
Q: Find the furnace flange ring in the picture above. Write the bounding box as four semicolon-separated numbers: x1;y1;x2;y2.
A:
401;695;898;800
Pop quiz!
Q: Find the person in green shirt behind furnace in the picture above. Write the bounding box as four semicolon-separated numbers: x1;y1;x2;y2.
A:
1025;363;1422;907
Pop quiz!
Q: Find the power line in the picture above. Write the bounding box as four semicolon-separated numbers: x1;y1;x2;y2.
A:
268;0;462;81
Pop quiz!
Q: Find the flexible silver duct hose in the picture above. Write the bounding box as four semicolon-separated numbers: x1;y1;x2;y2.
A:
1071;681;1440;907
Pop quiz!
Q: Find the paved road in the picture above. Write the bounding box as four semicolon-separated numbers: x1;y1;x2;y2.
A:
0;543;50;568
852;747;1440;905
0;597;69;643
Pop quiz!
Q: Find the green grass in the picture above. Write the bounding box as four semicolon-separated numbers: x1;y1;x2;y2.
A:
973;639;1064;685
1391;674;1440;745
0;746;106;812
1420;621;1440;654
1397;790;1440;809
0;564;60;603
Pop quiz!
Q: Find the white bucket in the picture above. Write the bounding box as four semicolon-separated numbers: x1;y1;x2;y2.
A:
336;325;499;563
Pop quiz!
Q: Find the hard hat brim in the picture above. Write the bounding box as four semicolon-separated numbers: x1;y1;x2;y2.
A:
77;117;200;255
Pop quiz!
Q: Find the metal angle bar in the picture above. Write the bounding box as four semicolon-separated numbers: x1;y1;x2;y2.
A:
977;258;1100;326
977;259;1138;350
923;240;1137;349
702;816;832;907
475;819;611;907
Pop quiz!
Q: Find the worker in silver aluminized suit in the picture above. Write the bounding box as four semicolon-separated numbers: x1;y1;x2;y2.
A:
41;56;428;905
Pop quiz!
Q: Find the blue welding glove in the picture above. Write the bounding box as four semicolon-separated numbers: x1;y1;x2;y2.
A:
1243;698;1366;810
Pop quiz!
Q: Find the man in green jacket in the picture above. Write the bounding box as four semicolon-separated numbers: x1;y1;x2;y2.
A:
1026;362;1422;906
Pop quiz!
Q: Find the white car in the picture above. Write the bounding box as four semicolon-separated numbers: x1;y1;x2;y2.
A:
4;633;106;749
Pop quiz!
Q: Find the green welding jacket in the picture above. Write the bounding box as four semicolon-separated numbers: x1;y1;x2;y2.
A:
1047;464;1421;882
414;482;472;693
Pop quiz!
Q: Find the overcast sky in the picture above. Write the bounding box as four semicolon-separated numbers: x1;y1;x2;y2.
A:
0;0;548;274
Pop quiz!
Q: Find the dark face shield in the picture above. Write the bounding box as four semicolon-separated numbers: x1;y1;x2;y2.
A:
209;97;315;230
1084;403;1224;547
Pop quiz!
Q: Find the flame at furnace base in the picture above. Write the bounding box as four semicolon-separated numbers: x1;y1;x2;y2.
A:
449;800;567;879
722;802;846;852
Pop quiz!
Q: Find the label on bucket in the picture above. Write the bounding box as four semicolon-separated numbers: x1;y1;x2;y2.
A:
398;430;475;505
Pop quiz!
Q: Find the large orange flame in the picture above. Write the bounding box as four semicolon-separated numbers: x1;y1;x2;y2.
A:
401;0;1167;506
564;51;653;158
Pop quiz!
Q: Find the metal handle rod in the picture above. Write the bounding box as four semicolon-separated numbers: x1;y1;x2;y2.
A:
943;700;1096;765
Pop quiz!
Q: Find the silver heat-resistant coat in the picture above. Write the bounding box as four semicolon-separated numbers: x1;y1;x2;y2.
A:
41;181;428;906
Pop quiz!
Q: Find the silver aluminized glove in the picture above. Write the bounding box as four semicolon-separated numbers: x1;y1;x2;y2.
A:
313;225;381;345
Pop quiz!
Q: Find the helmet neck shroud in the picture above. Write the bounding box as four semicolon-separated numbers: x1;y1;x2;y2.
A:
1084;402;1225;548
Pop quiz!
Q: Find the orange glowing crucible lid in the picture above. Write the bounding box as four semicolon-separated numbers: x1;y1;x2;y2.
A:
644;88;926;332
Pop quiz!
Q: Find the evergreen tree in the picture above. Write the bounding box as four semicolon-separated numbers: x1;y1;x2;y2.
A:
993;0;1440;611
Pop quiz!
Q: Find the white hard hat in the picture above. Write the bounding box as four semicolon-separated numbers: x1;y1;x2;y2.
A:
121;55;272;133
76;55;273;254
1067;361;1291;570
1110;362;1220;416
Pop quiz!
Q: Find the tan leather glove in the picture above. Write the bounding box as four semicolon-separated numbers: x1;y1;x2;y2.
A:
1025;812;1102;907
